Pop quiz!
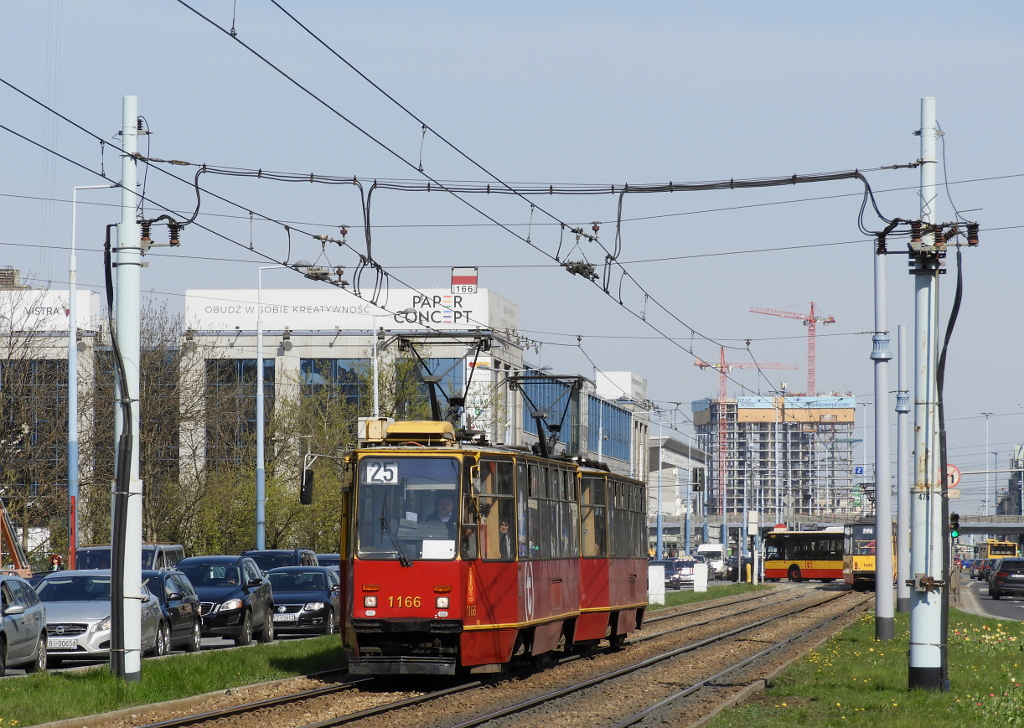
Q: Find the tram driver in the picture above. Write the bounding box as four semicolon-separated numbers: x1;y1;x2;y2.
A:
425;493;457;538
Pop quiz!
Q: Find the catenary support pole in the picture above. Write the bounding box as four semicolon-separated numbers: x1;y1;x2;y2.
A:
114;95;143;682
873;225;895;640
896;324;911;612
909;95;945;691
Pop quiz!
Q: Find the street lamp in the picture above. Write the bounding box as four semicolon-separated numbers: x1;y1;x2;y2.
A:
255;262;311;550
982;413;994;516
68;183;114;569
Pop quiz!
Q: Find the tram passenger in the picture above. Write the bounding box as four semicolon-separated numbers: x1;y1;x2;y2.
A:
425;493;457;538
499;521;513;560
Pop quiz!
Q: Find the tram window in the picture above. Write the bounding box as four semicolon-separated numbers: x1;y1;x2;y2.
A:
461;492;478;560
479;496;515;561
582;505;607;557
527;498;542;559
529;464;540;497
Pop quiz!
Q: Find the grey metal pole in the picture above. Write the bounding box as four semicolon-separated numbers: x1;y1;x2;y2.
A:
69;183;113;569
872;226;895;640
115;95;143;682
982;413;993;515
909;95;944;691
656;417;664;559
896;324;911;612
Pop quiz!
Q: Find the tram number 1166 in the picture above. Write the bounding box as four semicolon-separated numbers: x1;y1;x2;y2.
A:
388;596;422;608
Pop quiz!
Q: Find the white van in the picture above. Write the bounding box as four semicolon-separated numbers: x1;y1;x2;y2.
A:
696;544;727;579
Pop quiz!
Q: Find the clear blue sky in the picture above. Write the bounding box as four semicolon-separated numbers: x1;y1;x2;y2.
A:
2;1;1022;515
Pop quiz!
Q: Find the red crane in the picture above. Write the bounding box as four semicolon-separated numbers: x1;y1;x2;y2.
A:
694;348;797;517
750;302;835;396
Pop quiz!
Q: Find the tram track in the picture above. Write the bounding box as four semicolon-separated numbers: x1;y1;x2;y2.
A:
89;586;866;728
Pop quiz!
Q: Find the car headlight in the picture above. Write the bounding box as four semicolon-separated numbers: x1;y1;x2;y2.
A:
363;596;377;607
304;602;325;611
220;598;243;612
97;616;111;631
435;597;449;608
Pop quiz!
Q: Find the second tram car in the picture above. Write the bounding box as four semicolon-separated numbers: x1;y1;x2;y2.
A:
763;528;844;583
338;420;648;675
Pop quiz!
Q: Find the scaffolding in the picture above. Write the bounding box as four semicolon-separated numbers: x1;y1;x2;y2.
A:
692;395;857;522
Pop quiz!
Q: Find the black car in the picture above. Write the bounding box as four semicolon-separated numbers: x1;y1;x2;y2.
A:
266;566;341;635
242;549;318;572
315;554;341;568
141;569;203;653
989;558;1024;600
176;555;274;645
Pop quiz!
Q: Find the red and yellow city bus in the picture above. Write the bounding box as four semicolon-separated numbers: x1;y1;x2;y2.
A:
764;527;844;583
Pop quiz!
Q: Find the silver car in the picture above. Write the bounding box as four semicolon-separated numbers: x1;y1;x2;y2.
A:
35;570;162;667
0;573;47;675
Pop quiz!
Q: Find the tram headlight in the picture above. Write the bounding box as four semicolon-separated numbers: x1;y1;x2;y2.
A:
435;596;450;609
363;595;377;608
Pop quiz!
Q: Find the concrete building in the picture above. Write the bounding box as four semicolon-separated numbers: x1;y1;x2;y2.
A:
692;395;858;523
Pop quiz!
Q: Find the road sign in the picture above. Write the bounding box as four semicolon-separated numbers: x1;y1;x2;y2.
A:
947;464;962;489
948;488;961;499
854;466;864;475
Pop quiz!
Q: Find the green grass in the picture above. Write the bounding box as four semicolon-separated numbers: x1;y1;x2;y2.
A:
709;608;1024;728
4;636;344;727
649;583;770;610
5;586;758;726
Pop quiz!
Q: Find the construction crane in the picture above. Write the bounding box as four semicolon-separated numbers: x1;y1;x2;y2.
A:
694;348;797;519
750;302;835;396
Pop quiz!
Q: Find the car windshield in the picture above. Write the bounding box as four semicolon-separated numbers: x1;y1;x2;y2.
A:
76;550;112;569
37;575;111;601
247;553;295;571
178;564;241;587
677;561;697;568
268;571;326;591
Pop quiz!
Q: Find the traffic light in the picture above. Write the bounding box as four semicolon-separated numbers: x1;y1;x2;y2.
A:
300;469;314;505
693;467;705;492
949;512;960;539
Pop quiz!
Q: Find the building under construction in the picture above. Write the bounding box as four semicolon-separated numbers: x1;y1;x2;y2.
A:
692;395;858;522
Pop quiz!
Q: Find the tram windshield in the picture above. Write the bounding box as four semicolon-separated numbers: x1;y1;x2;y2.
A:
356;456;461;562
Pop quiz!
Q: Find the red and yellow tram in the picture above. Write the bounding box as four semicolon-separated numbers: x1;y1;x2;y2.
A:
338;420;647;675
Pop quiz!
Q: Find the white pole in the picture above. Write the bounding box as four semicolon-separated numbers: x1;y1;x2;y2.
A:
872;227;895;640
115;95;142;682
255;266;284;551
982;413;993;515
373;316;380;418
68;183;113;569
909;95;944;691
896;325;911;612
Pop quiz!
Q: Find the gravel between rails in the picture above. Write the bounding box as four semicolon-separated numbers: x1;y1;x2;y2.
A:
33;585;870;728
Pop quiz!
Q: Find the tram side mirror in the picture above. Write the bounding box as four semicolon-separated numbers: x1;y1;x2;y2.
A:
300;469;314;505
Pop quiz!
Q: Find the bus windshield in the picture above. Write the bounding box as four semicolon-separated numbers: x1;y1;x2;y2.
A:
356;456;461;562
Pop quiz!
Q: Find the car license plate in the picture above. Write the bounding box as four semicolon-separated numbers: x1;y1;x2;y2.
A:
48;638;78;650
272;613;298;622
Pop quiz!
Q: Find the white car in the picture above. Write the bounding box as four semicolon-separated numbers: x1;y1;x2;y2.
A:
0;573;47;675
35;570;162;667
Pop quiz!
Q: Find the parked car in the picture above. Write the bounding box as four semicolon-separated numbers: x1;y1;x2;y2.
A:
989;558;1024;600
650;560;693;590
74;543;185;571
315;554;341;568
266;566;341;635
0;573;47;675
141;569;203;653
176;555;274;645
35;570;162;667
241;549;318;572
